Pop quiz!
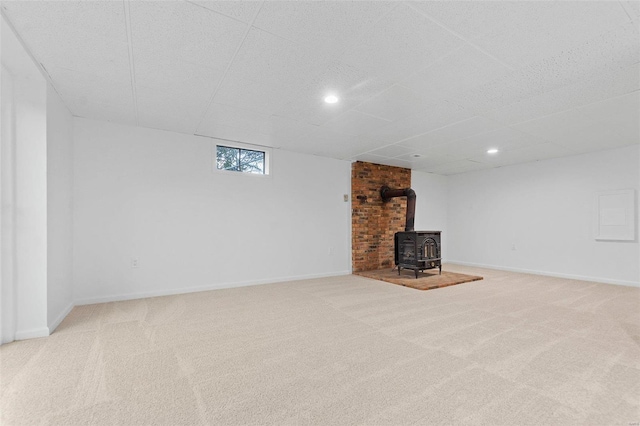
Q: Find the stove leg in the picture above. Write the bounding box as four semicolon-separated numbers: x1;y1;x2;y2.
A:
439;264;442;275
398;267;401;276
415;269;418;279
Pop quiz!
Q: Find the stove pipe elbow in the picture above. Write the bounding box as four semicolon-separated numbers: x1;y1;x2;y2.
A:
380;186;416;232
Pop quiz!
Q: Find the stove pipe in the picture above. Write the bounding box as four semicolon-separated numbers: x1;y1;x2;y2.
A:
380;185;416;232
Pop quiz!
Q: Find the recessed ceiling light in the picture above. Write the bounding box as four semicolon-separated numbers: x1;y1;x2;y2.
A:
487;148;499;154
412;154;421;158
324;94;339;104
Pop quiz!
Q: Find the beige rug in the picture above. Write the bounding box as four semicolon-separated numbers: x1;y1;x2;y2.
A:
1;264;639;425
355;268;483;290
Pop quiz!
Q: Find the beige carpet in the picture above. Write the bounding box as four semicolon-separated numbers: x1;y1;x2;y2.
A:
1;264;639;425
355;268;483;290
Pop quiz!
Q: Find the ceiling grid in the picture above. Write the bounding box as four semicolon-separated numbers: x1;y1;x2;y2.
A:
1;0;637;175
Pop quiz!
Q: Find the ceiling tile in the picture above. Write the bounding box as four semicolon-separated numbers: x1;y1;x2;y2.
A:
3;0;637;169
46;67;133;112
360;99;473;145
512;108;635;153
253;1;394;56
399;116;502;151
354;85;436;122
577;92;640;145
65;97;137;127
133;50;220;97
468;143;576;167
364;145;414;158
188;1;261;24
512;109;591;140
401;44;511;102
273;60;394;126
214;27;332;115
457;127;549;153
340;3;463;82
426;159;491;176
279;127;354;158
128;1;246;70
481;62;640;126
321;110;391;137
136;85;209;135
2;1;130;81
621;1;640;19
197;103;271;136
412;1;630;67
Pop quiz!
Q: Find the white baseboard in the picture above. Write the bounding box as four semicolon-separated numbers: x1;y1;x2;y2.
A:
48;302;75;334
74;270;352;306
15;327;49;341
447;260;640;287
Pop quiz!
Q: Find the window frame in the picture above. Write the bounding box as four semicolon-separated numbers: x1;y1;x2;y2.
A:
213;141;271;176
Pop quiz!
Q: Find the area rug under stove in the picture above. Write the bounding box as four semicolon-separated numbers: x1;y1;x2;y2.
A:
355;268;483;290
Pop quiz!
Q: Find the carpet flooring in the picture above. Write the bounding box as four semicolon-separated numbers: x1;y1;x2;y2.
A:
1;264;639;425
355;268;483;290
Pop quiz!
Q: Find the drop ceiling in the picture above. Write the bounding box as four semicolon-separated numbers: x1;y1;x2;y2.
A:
2;0;638;175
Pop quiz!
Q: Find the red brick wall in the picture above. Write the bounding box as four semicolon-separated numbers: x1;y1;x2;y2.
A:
352;161;411;272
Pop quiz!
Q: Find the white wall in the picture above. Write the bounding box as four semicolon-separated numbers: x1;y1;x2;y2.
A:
14;75;48;338
447;145;640;286
72;118;351;304
1;15;49;340
1;15;75;342
46;85;74;331
411;171;449;261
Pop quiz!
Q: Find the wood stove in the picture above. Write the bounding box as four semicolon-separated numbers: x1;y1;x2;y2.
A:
394;231;441;278
380;185;442;279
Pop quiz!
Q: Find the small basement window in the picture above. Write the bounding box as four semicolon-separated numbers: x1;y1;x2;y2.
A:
216;144;268;175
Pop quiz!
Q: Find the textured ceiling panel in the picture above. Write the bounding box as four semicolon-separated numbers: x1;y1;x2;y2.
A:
468;142;576;167
3;0;638;175
358;99;473;147
481;62;640;126
47;67;133;113
273;60;394;126
354;84;438;122
128;1;246;70
510;108;634;154
136;85;209;135
2;1;131;82
321;110;391;137
188;0;261;23
364;145;414;159
213;27;330;115
400;44;511;103
428;160;492;176
340;4;463;82
412;1;630;67
65;98;137;127
398;116;502;151
133;50;220;97
578;92;640;144
253;1;394;55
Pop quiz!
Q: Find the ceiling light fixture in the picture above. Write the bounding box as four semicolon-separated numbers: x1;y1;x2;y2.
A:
412;154;421;158
487;148;499;154
324;94;339;104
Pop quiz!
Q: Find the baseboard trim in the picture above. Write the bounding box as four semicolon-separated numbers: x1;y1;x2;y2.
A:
48;302;75;334
447;260;639;287
74;270;352;306
15;327;49;341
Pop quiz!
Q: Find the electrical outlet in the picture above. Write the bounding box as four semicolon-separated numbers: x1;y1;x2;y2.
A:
343;194;349;202
511;244;517;251
328;246;334;255
131;258;139;268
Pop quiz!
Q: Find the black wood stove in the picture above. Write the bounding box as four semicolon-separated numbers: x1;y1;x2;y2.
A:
380;186;442;279
394;231;441;278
